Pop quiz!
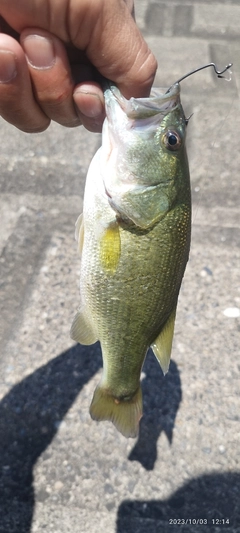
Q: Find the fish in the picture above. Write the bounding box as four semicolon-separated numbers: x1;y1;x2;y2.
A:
71;82;191;438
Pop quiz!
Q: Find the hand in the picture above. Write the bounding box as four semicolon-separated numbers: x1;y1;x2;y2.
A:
0;0;157;132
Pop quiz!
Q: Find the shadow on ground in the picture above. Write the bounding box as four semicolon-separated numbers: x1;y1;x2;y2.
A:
2;344;234;533
117;472;240;532
128;354;182;470
0;342;102;533
0;343;182;532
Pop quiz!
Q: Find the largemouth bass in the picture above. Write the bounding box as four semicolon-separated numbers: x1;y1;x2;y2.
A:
71;83;191;438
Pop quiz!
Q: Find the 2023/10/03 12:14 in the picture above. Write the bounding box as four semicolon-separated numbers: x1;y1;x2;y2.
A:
168;518;230;525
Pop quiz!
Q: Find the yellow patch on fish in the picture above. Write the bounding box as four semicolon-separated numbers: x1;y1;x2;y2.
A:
100;221;121;274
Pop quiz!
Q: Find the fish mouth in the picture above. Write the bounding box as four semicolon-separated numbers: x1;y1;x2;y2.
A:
104;83;181;121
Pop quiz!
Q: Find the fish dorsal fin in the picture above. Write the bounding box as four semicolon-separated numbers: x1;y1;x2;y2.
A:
151;306;177;375
75;213;84;254
70;306;98;345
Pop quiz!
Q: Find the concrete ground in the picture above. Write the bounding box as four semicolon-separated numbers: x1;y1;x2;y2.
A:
0;1;240;532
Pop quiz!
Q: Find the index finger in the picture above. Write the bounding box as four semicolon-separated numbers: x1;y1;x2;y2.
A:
76;1;158;99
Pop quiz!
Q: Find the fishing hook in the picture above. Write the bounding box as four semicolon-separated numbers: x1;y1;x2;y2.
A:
166;62;233;93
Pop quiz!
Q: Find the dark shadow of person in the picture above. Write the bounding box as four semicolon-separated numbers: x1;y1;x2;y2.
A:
128;351;182;470
116;472;240;532
0;342;102;533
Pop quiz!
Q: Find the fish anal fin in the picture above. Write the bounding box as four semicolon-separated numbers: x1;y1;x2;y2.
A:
151;306;177;375
75;213;84;254
70;307;98;345
90;385;142;438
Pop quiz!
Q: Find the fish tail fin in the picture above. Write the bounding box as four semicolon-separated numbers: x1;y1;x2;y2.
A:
89;386;142;438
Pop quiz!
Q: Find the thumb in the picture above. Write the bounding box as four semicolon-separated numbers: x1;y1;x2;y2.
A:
0;0;157;98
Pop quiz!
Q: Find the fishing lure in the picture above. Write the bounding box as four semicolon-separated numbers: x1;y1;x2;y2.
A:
166;62;232;93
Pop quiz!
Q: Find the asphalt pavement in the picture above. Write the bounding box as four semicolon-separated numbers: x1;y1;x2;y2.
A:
0;1;240;532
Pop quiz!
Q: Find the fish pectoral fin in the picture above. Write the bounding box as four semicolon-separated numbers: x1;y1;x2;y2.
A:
100;220;121;274
90;385;142;438
151;306;177;375
75;213;84;254
70;307;98;345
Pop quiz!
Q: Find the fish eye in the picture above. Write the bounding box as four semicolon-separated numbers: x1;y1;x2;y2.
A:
162;130;182;151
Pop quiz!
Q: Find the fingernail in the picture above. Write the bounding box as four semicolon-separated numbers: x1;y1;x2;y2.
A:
0;50;17;83
22;35;55;69
74;90;104;118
